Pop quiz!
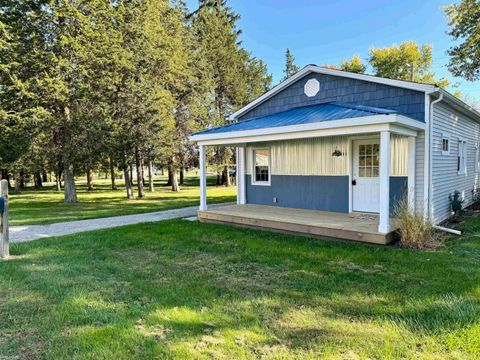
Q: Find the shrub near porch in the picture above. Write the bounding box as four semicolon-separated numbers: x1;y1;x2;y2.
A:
0;218;479;358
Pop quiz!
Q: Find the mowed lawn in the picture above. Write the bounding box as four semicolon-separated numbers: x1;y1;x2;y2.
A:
1;218;479;359
8;175;236;226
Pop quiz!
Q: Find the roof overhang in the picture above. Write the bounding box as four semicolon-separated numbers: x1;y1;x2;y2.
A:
190;113;425;146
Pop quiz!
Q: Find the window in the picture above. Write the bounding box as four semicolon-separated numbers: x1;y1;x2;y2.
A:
358;143;380;177
252;148;270;185
458;140;467;175
441;134;450;155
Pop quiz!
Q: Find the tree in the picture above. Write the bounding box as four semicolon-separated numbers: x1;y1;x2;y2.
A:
340;55;366;74
445;0;480;81
283;48;300;80
369;41;449;87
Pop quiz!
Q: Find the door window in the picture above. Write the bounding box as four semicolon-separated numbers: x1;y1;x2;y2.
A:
358;144;379;177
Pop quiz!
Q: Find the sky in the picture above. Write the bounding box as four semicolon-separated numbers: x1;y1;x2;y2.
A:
185;0;480;104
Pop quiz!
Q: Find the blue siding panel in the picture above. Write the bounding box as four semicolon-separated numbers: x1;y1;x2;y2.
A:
238;73;425;122
390;176;408;216
246;175;350;213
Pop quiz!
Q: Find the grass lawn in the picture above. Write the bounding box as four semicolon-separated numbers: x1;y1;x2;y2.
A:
1;218;479;359
8;175;236;226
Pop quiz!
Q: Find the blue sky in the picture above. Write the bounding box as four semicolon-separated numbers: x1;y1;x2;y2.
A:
185;0;480;104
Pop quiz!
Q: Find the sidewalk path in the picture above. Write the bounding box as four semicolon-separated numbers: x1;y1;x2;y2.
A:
10;203;231;243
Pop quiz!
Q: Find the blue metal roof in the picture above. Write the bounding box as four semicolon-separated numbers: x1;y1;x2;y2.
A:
193;102;397;136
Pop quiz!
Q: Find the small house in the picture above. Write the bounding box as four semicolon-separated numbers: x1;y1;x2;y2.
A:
189;65;480;244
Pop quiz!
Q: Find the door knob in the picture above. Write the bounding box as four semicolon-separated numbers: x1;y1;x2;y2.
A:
352;179;357;186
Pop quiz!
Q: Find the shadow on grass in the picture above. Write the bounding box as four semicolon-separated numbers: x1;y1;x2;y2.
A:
1;219;479;358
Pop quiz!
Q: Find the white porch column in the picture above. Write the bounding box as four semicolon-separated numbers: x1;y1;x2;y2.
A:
199;145;207;211
236;146;246;204
407;136;416;212
379;131;391;233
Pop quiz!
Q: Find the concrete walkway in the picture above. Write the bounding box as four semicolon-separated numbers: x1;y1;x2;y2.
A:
10;203;231;243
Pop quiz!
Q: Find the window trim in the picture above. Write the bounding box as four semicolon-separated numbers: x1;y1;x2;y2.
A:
251;147;271;186
441;133;450;155
457;139;467;176
476;144;480;174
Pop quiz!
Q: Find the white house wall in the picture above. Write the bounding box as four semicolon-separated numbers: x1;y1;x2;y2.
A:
431;101;480;223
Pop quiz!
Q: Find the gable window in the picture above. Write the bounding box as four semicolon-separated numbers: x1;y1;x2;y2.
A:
252;148;270;185
441;134;450;155
458;140;467;175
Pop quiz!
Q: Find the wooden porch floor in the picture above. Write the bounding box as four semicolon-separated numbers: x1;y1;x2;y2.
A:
198;204;394;245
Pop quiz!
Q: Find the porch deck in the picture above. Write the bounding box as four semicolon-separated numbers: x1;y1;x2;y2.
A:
198;204;395;245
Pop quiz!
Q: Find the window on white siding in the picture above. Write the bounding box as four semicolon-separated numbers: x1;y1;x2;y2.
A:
457;140;467;175
441;134;450;155
252;148;270;185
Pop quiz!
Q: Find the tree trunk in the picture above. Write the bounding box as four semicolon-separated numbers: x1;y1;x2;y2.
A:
223;165;231;187
216;172;221;186
109;156;117;190
129;164;134;186
55;172;61;191
148;161;154;192
167;168;173;186
170;166;179;192
179;168;184;185
34;171;43;189
42;170;48;183
135;147;145;198
86;167;94;191
123;169;134;199
14;172;21;193
19;170;25;189
63;162;78;203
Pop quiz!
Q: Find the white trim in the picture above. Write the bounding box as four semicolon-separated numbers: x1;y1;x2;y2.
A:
236;147;246;204
190;114;423;145
348;138;353;213
457;139;467;176
229;65;437;120
378;131;391;233
199;145;207;211
441;132;450;156
250;147;271;186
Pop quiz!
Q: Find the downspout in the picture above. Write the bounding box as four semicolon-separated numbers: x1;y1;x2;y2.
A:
427;92;443;222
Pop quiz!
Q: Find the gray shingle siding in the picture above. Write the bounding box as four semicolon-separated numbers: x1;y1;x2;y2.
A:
238;73;425;122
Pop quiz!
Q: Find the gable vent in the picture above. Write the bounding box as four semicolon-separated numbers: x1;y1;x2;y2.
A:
304;79;320;97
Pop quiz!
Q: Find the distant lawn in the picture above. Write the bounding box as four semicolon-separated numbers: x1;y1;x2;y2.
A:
9;175;236;226
0;218;479;358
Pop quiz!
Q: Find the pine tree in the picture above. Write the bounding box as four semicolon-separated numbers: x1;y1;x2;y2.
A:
283;48;300;80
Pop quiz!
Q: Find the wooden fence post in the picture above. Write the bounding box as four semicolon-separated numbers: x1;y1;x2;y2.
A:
1;179;9;259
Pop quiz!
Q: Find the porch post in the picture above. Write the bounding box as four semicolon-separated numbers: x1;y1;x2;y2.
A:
407;136;416;212
199;144;207;211
236;146;246;205
379;131;391;233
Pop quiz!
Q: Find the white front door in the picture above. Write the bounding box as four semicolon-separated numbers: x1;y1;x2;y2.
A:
352;139;380;213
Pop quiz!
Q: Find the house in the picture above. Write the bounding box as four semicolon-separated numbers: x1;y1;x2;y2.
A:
189;65;480;244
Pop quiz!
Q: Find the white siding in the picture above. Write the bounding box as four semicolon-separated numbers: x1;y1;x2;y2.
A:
415;132;425;216
246;134;409;176
431;102;480;223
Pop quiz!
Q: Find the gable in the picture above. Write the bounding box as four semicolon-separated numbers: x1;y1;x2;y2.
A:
238;72;426;122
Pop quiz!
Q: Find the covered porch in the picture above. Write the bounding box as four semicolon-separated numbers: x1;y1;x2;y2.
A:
190;102;425;243
198;204;392;244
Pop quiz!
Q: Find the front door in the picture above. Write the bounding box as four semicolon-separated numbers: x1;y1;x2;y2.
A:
352;139;380;213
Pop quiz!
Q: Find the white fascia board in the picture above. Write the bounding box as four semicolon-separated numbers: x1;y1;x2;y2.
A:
229;65;437;120
438;89;480;123
190;114;424;146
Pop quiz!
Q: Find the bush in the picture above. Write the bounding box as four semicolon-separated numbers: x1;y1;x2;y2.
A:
448;190;464;220
394;198;441;249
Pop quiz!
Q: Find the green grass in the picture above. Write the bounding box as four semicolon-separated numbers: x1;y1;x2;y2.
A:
8;175;236;226
1;217;479;359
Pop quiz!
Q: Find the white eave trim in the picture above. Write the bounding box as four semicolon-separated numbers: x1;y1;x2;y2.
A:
229;65;437;120
189;114;424;146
